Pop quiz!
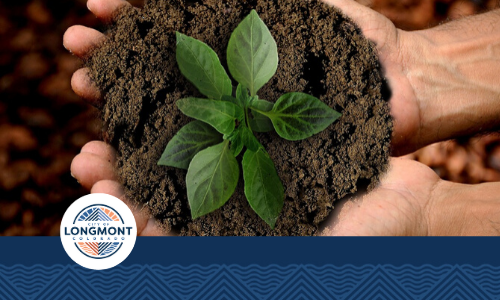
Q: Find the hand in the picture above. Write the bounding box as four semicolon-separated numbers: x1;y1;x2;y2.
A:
323;0;424;156
320;0;500;236
325;0;500;156
65;0;166;236
67;0;500;236
321;157;500;236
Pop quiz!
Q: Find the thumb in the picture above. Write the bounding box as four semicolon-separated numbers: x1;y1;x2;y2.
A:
321;0;397;53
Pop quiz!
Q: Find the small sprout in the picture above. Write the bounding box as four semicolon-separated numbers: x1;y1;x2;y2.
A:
158;10;341;229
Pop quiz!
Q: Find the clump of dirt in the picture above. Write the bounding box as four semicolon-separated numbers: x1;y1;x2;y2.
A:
85;0;393;236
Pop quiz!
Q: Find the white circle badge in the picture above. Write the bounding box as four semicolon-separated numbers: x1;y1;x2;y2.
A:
60;193;137;270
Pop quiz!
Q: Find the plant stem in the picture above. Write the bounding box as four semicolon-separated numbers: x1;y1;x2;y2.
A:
245;107;253;134
248;106;269;118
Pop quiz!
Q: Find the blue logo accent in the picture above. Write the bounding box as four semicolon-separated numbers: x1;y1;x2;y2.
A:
70;204;127;259
77;208;113;222
72;204;125;224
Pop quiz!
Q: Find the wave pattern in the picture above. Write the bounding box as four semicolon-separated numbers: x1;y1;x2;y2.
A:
0;264;499;299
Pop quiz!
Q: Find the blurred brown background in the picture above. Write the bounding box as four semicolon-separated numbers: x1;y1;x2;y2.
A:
0;0;499;236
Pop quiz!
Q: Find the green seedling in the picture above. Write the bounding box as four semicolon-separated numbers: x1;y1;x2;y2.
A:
158;10;341;228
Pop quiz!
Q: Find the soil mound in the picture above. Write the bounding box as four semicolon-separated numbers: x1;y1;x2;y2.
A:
86;0;393;235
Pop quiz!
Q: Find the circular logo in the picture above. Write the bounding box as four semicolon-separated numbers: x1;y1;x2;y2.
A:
60;194;137;270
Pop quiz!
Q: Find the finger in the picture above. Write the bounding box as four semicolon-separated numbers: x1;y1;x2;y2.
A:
382;157;441;188
71;68;103;107
87;0;131;23
91;179;150;234
71;152;117;190
81;141;117;165
63;25;105;58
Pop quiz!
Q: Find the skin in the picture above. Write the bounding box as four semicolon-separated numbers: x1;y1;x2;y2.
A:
65;0;500;236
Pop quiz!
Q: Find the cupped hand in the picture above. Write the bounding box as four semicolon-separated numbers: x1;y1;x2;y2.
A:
67;0;500;236
63;0;125;105
65;0;166;236
322;157;500;236
71;141;165;235
323;0;431;156
72;139;500;236
320;0;500;235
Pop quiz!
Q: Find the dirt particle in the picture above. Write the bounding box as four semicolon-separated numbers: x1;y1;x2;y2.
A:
86;0;393;235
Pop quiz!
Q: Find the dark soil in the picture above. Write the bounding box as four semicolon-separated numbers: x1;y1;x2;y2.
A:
85;0;393;236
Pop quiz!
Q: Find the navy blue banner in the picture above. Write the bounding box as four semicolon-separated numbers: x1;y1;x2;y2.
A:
0;238;499;299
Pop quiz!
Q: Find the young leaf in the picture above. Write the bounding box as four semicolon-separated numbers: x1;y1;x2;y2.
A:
260;92;341;141
157;121;222;169
226;123;260;156
241;125;260;152
230;136;244;157
177;97;244;135
176;32;232;100
227;10;278;96
186;141;239;219
248;99;274;133
242;148;284;229
227;126;244;157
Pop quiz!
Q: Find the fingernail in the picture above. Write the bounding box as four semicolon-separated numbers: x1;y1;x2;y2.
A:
87;0;94;13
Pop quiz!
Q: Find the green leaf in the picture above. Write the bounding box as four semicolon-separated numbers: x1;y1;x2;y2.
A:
221;95;242;108
227;10;278;96
186;141;239;219
241;125;260;152
242;148;284;229
227;126;244;157
158;121;223;169
248;99;274;133
261;92;341;141
230;136;244;157
227;123;260;155
177;97;244;135
176;32;232;100
236;84;251;106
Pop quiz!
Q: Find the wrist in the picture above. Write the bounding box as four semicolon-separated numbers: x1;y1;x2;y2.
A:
427;181;500;236
388;30;436;154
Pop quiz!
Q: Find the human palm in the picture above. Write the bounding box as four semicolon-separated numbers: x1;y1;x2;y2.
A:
321;158;437;236
66;0;500;236
325;0;426;155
